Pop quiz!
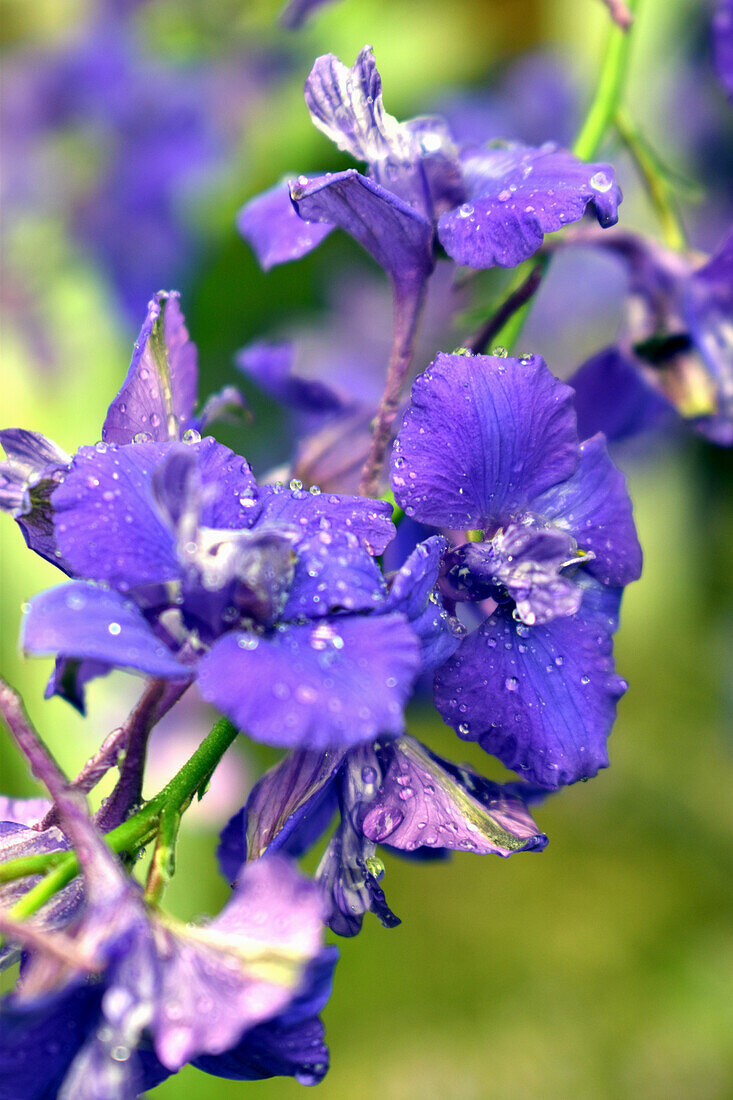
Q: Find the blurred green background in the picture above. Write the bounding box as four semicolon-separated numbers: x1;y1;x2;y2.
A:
2;0;732;1096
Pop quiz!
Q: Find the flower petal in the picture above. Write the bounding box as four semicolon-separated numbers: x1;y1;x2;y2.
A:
434;575;627;788
103;291;198;445
0;812;78;971
197;615;421;750
280;0;336;27
361;736;547;855
191;951;337;1085
290;169;434;294
532;433;642;587
569;346;673;443
283;529;387;620
53;443;182;588
22;582;191;679
53;440;259;589
385;535;464;670
235;341;345;413
0;429;71;567
237;180;334;270
392;352;578;529
0;429;69;512
683;226;733;444
316;745;401;936
0;984;104;1100
151;858;327;1071
218;748;343;878
44;657;112;713
304;47;411;167
256;483;395;555
438;143;622;268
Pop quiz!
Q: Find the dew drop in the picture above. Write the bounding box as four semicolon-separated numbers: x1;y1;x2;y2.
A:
590;170;612;193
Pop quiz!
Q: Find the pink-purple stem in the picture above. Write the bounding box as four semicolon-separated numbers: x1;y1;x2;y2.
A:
0;679;102;866
36;678;189;833
0;910;97;970
95;680;190;832
358;282;427;499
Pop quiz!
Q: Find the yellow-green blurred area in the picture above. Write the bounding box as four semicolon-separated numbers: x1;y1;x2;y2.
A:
1;0;733;1096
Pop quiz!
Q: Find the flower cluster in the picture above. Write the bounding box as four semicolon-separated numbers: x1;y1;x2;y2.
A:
3;13;726;1096
0;265;639;1090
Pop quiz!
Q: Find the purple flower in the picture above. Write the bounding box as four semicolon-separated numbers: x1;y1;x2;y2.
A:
5;289;437;750
238;46;621;289
218;734;546;937
21;440;424;752
1;808;336;1096
391;352;642;788
570;228;733;446
0;684;336;1095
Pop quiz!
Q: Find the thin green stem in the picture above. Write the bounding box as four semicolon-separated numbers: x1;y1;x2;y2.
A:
488;0;640;353
6;718;239;923
573;0;640;162
614;107;687;250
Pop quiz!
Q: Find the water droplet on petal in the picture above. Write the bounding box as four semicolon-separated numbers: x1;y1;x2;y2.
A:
590;170;612;193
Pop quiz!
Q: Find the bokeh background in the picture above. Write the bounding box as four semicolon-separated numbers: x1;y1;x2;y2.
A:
2;0;732;1096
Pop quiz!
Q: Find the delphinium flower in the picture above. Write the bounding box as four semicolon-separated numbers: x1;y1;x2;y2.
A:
391;351;642;789
215;533;547;934
218;736;547;936
568;227;733;446
0;685;337;1096
238;45;622;493
1;291;433;752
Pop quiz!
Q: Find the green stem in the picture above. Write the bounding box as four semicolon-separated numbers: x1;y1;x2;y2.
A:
573;0;640;162
614;106;686;250
490;0;640;354
6;718;239;923
143;803;181;906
